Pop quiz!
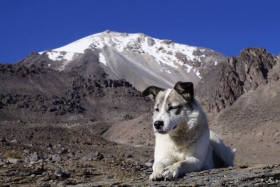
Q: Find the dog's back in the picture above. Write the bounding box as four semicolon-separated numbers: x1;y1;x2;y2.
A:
210;131;235;168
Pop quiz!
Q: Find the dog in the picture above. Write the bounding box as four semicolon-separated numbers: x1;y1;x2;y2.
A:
142;81;235;180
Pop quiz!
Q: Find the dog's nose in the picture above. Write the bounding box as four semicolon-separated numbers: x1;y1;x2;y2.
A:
154;121;164;129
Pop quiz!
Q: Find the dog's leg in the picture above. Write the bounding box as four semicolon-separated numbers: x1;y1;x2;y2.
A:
162;157;202;180
149;161;165;180
149;158;176;181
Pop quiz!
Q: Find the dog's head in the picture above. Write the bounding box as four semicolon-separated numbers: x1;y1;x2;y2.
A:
142;81;194;134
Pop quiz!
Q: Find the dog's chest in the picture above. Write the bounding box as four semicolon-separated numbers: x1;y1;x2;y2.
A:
155;134;194;161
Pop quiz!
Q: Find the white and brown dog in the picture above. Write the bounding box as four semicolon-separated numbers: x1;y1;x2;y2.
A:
142;81;235;180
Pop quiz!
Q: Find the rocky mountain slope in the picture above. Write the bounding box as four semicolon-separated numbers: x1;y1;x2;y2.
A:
0;63;152;129
196;48;278;113
18;30;227;91
208;54;280;165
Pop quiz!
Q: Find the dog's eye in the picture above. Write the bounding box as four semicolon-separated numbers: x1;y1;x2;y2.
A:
155;108;159;112
168;105;179;111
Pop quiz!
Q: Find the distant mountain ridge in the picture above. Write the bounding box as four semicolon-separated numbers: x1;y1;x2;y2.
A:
196;48;278;113
18;30;227;91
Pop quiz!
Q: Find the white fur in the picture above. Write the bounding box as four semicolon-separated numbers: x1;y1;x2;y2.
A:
149;91;235;181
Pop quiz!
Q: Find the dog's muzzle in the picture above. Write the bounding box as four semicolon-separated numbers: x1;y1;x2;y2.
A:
154;121;164;130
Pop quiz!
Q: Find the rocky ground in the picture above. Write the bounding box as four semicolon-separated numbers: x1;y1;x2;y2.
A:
0;122;154;187
1;121;280;187
72;165;280;187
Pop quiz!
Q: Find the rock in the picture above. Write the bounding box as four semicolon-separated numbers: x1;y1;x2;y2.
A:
54;170;70;178
23;149;30;154
257;131;264;136
7;158;21;164
126;154;133;158
147;38;155;46
10;139;18;144
0;161;4;167
144;162;153;168
30;174;35;178
51;155;62;162
0;138;7;142
95;153;104;161
81;152;104;161
67;152;75;158
28;152;47;162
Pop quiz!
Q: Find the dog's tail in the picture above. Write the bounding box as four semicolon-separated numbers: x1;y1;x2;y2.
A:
210;131;235;168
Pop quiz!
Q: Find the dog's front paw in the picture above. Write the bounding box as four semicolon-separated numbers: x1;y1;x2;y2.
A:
149;171;163;181
162;165;180;180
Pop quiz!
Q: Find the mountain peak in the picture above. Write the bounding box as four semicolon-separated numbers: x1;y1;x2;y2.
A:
24;30;227;90
43;30;223;69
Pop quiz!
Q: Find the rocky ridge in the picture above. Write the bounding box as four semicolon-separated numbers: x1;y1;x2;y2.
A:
196;48;278;113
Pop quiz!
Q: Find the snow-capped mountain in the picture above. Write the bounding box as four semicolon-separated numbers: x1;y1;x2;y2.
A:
19;30;227;91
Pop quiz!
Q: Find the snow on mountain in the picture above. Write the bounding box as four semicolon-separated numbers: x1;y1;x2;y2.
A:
22;30;227;91
43;30;206;73
99;52;107;66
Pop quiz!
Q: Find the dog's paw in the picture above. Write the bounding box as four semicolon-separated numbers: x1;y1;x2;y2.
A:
149;171;163;181
162;165;180;180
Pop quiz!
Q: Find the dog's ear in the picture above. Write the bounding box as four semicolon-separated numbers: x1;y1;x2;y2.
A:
174;81;194;101
142;86;164;99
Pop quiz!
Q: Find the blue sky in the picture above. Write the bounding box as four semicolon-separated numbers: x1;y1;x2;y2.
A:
1;0;280;63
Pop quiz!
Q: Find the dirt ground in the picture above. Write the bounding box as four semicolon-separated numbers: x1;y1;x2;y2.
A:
0;122;154;186
1;116;280;186
210;121;280;166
